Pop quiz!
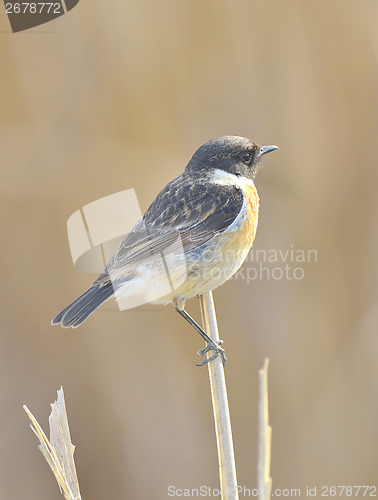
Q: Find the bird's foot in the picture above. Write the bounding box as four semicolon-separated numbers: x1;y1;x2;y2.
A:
197;339;227;366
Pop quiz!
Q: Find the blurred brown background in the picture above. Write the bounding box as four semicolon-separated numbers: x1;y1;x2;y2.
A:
1;0;377;498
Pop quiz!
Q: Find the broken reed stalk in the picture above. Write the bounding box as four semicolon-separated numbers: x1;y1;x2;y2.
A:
199;291;239;500
24;387;82;500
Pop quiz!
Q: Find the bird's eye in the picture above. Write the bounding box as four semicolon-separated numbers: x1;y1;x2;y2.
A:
241;152;253;165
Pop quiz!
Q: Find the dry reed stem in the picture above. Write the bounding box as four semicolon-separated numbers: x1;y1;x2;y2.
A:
199;291;239;500
257;358;272;500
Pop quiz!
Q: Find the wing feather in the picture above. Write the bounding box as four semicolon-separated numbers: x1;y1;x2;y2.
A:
93;174;244;286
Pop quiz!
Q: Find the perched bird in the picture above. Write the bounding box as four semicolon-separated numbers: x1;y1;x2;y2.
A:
52;136;278;364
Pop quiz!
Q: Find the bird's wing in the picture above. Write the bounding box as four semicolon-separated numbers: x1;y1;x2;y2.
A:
92;174;244;286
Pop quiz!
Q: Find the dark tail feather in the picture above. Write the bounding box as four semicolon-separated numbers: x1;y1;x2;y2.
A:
51;283;114;328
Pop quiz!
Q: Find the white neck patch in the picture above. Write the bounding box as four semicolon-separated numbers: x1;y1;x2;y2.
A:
210;168;255;189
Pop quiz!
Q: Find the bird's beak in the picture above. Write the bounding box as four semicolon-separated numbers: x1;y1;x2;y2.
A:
257;145;279;159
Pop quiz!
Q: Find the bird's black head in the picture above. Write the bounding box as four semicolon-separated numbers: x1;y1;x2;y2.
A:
186;136;278;181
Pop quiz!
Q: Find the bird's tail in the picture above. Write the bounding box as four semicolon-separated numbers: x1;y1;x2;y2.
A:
51;282;115;328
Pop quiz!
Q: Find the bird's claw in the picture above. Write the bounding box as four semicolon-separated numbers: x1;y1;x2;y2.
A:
197;339;223;356
196;340;226;366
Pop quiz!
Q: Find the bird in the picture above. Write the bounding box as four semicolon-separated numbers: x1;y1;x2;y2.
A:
52;136;278;364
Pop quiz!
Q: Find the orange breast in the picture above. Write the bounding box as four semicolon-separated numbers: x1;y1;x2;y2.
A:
241;182;260;247
219;182;259;263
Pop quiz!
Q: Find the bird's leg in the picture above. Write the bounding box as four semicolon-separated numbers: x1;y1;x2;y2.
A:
173;301;226;365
